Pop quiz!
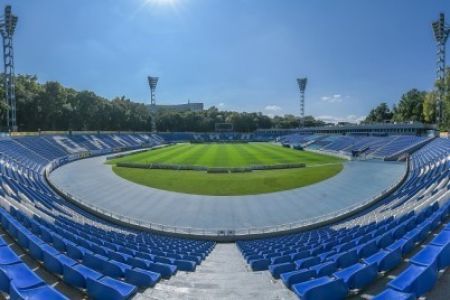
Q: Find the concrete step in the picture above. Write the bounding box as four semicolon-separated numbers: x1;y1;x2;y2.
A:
136;243;297;300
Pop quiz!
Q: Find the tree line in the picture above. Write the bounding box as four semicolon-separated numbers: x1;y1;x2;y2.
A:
2;72;448;133
365;68;450;130
0;74;326;132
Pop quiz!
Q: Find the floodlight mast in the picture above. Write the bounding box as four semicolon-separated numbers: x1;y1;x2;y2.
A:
296;78;307;128
147;76;159;132
0;5;18;132
432;13;450;126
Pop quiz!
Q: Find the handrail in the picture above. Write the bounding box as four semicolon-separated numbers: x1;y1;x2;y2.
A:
44;145;410;241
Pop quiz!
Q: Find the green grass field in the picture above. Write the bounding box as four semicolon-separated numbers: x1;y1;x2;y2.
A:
109;143;344;196
108;143;343;167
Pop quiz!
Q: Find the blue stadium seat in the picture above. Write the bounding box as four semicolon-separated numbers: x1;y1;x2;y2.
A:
62;263;102;289
0;246;21;265
280;269;315;289
102;259;131;278
410;244;450;270
310;261;337;277
387;238;414;257
372;288;415;300
388;264;438;297
43;252;77;275
86;276;137;300
0;263;44;293
294;256;320;269
124;268;161;288
363;249;401;272
269;262;296;279
333;263;378;290
126;257;177;279
10;283;68;300
249;258;271;271
292;276;348;300
328;249;358;268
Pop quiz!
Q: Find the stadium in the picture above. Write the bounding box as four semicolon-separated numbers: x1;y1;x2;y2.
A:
0;2;449;300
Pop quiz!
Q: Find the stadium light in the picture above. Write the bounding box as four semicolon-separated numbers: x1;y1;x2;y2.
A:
148;76;159;106
432;13;450;126
296;78;307;128
147;76;159;132
0;5;19;132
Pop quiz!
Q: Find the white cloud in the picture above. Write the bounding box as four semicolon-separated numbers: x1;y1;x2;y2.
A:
217;102;225;108
265;105;282;111
316;114;366;124
321;94;345;103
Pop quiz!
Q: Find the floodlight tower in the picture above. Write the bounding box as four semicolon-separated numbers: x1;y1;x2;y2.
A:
0;5;18;132
296;78;307;128
147;76;159;131
432;13;450;126
148;76;159;106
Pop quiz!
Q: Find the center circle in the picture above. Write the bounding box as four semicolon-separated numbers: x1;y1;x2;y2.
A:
107;142;344;196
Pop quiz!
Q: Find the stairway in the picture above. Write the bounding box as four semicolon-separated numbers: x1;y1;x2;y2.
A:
135;243;297;300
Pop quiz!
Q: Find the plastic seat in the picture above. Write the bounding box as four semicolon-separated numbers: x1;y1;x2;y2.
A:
154;256;174;265
372;288;415;300
43;253;77;275
388;264;437;297
333;263;378;290
249;258;270;271
86;276;137;300
280;269;315;289
127;257;176;278
66;243;92;260
0;246;21;265
295;256;320;269
310;261;337;277
387;238;414;257
124;268;161;288
269;262;296;279
62;263;102;289
410;244;450;270
16;225;33;249
173;259;196;272
363;249;401;272
375;231;394;248
356;240;378;258
27;236;46;261
329;249;358;268
292;276;348;300
182;254;201;264
108;251;132;263
290;250;310;261
102;260;131;278
271;255;291;265
84;253;108;272
10;283;68;300
0;263;44;293
430;229;450;246
51;234;67;252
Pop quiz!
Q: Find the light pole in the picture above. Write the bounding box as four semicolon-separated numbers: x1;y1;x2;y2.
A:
297;78;307;128
432;13;450;126
0;5;18;132
148;76;159;132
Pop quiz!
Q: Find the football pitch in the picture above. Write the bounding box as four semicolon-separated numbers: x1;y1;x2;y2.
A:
108;143;344;195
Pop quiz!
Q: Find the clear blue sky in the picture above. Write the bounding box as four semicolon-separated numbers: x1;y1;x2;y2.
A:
5;0;449;123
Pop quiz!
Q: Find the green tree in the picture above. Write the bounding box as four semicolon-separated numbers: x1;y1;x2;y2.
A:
365;102;393;123
422;92;436;124
393;89;426;122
